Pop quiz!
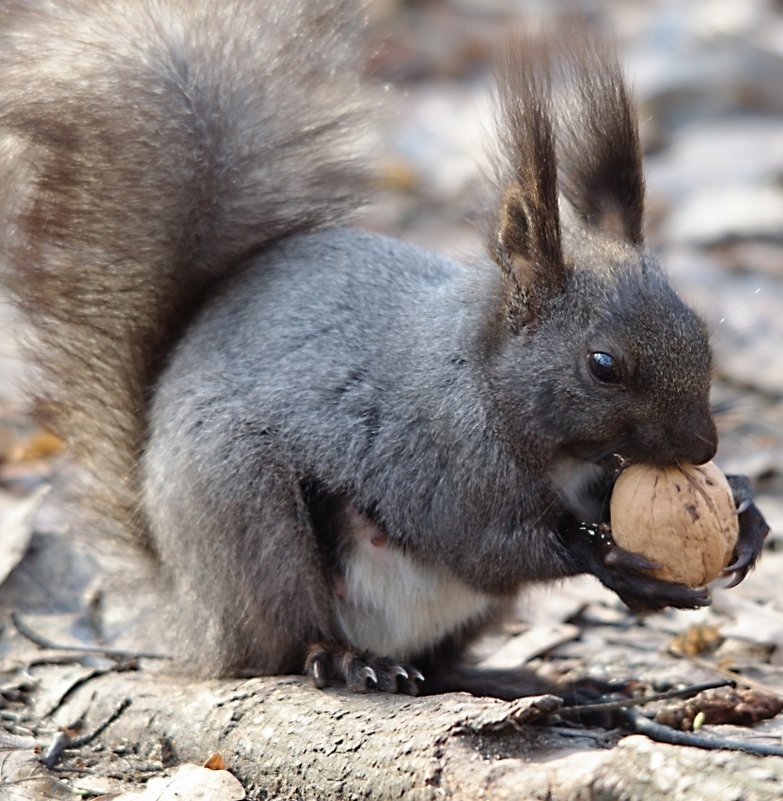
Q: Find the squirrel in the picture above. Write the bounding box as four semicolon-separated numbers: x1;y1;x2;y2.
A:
0;0;769;698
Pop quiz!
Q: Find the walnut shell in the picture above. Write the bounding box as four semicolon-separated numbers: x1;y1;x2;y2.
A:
609;461;739;587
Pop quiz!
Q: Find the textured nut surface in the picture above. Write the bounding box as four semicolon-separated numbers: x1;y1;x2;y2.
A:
609;461;739;587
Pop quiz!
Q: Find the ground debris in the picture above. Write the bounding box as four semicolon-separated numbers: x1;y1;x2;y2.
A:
655;686;783;731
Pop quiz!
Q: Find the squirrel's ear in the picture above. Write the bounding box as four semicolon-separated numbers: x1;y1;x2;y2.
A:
488;41;568;331
557;36;645;245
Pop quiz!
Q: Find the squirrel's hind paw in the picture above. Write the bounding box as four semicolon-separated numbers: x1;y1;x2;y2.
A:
305;644;424;695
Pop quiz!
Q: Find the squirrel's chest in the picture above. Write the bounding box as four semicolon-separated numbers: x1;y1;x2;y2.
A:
333;505;494;658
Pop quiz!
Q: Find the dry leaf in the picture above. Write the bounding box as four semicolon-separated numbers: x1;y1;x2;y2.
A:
7;431;64;463
669;624;724;657
105;763;246;801
204;752;226;770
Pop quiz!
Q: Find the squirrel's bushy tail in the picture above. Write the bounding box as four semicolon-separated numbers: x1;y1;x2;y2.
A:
0;0;369;545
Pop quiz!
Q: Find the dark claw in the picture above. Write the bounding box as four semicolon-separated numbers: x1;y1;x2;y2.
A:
735;498;752;515
723;569;745;590
305;644;423;695
305;646;331;689
726;474;754;511
360;664;378;687
723;475;770;588
341;652;378;692
371;660;402;694
389;665;409;680
724;540;757;575
409;667;426;683
398;666;424;696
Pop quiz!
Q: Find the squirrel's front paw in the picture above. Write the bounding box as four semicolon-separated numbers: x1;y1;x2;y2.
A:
600;542;710;612
567;521;709;612
305;644;424;695
723;474;770;588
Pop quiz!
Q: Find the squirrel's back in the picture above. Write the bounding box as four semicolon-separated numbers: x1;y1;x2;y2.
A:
0;0;370;544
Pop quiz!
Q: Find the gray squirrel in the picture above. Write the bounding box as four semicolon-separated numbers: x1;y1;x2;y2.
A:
0;0;769;698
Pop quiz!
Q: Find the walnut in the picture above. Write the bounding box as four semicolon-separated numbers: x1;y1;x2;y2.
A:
609;461;739;587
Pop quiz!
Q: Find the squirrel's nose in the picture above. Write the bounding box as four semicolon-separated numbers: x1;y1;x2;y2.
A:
680;436;717;466
672;416;718;466
630;413;717;467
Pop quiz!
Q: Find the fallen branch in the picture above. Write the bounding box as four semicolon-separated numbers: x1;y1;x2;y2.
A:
11;611;168;662
621;708;783;758
557;679;733;720
19;667;783;800
41;697;132;769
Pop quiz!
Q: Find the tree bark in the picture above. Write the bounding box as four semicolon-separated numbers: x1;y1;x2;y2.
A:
18;667;783;801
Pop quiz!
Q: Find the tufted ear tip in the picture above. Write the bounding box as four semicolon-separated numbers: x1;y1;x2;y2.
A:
488;36;568;330
555;33;646;246
487;24;647;329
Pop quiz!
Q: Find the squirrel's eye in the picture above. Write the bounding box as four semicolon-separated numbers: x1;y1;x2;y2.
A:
588;352;623;384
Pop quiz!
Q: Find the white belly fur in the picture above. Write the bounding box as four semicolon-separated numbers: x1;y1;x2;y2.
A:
335;535;494;659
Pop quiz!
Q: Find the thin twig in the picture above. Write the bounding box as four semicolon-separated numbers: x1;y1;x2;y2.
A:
11;612;168;661
621;707;783;758
558;679;732;718
41;697;132;769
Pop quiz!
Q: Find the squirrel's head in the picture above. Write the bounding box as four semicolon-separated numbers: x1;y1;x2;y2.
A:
484;30;716;469
522;240;716;468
